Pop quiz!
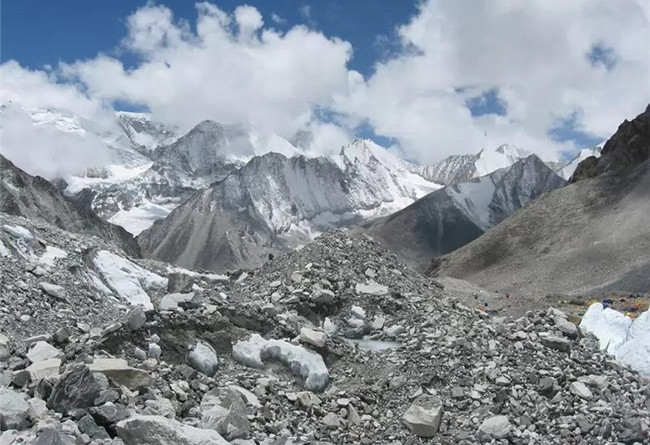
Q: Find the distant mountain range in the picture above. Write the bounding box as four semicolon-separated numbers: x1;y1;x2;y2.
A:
363;154;566;269
432;105;650;296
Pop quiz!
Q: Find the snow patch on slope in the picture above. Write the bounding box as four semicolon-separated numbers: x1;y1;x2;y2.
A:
109;200;176;236
558;146;602;180
580;303;650;376
93;250;167;309
446;176;497;230
39;246;68;267
474;144;531;177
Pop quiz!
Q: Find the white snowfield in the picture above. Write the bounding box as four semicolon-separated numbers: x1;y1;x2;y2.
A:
93;250;167;310
558;146;602;180
109;199;176;236
580;303;650;376
232;334;329;392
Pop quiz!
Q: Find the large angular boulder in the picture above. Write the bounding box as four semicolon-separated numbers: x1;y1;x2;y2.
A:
115;415;229;445
26;341;62;363
401;395;443;437
200;387;250;440
47;365;104;414
88;358;151;389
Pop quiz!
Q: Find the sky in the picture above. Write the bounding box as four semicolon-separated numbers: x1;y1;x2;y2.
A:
1;0;649;169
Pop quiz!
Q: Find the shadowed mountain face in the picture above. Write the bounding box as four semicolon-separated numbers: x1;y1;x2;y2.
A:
364;155;566;269
433;105;650;296
0;154;140;256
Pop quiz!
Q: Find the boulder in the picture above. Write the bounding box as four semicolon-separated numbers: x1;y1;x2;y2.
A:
159;292;194;312
0;388;31;430
47;365;104;413
539;334;571;352
26;341;62;363
126;306;147;331
569;381;593;400
167;272;194;293
478;415;512;440
115;415;229;445
299;327;327;348
200;387;250;440
88;358;151;389
401;395;443;437
355;281;389;296
188;342;219;377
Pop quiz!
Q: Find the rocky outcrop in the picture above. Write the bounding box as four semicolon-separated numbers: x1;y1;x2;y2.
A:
570;104;650;182
0;154;139;256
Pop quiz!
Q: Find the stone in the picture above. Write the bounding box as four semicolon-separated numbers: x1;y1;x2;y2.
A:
478;415;512;440
0;388;31;430
47;365;104;414
188;341;219;377
159;292;194;312
539;334;571;352
78;414;110;439
401;395;443;438
200;387;250;440
384;325;405;337
167;272;194;293
311;288;336;305
26;341;62;363
88;358;151;389
569;381;593;400
53;327;72;344
27;398;47;420
0;334;10;361
39;282;67;301
321;412;342;429
144;398;176;418
299;327;327;348
115;415;230;445
555;317;578;338
355;281;388;296
537;376;558;397
126;306;147;330
148;343;162;360
134;347;147;361
31;428;76;445
90;402;130;426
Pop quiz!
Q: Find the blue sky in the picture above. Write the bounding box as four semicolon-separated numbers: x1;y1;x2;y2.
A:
2;0;648;163
2;0;417;79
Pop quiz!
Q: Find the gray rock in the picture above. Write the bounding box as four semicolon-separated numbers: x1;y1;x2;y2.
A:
148;343;162;360
38;282;67;301
31;428;76;445
126;306;147;331
26;341;62;363
540;334;571;352
355;281;389;296
78;414;110;439
90;402;130;426
47;365;104;414
555;317;578;338
0;388;31;430
116;414;229;445
321;412;342;429
144;398;176;418
401;395;443;438
478;415;512;440
188;341;218;376
200;387;250;440
88;358;151;389
167;272;194;293
299;327;327;348
569;381;593;400
159;292;194;312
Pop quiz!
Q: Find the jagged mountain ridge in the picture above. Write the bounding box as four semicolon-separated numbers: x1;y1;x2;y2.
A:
137;141;442;271
364;155;566;269
432;105;650;296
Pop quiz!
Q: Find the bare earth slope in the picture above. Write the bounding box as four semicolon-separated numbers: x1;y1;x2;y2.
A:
432;106;650;296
